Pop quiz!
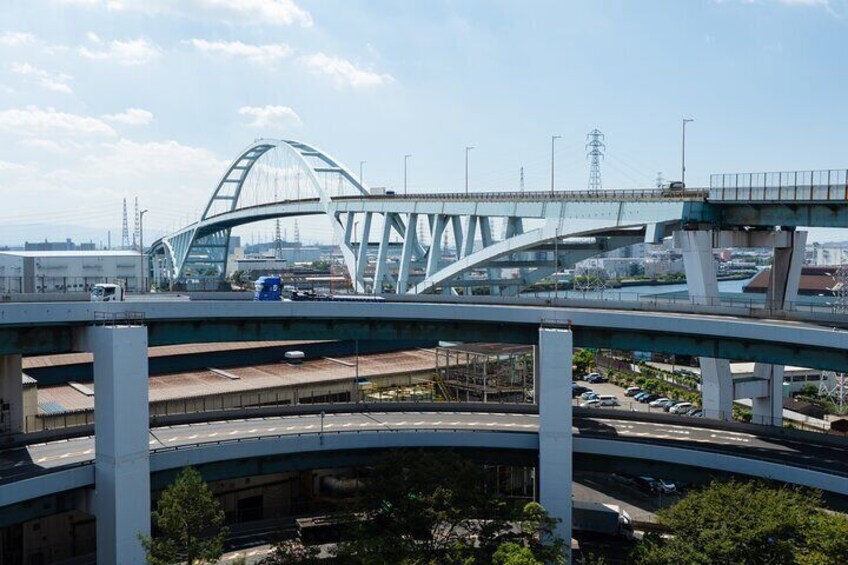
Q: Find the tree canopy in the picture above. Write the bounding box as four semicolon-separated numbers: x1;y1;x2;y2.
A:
632;480;848;565
141;466;228;565
264;450;566;565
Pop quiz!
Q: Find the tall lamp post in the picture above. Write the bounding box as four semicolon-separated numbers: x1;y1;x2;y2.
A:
404;154;411;195
138;209;148;293
551;135;561;194
465;146;474;195
681;118;694;186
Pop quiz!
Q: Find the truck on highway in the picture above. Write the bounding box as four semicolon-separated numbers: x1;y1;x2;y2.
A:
254;275;283;301
90;283;124;302
573;501;634;540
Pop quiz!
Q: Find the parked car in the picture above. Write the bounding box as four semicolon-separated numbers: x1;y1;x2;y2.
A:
664;399;686;412
597;395;619;407
634;391;651;401
580;399;601;408
611;472;636;486
687;408;703;418
670;402;693;414
572;384;590;394
649;397;670;408
581;390;598;400
639;393;659;403
585;373;607;384
654;479;677;494
625;386;641;397
635;476;660;494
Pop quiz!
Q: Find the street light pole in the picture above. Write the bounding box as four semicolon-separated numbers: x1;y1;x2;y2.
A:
465;146;474;195
139;209;148;293
359;161;366;187
551;135;561;194
682;118;694;185
404;154;411;195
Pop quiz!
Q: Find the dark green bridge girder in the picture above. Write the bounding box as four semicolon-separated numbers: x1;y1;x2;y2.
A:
3;317;847;374
686;201;848;229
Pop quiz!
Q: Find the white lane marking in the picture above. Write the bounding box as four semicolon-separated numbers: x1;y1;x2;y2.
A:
342;423;353;428
209;432;219;437
267;428;276;432
187;434;198;440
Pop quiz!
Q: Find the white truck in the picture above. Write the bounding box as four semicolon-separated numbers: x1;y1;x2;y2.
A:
90;283;124;302
573;501;634;540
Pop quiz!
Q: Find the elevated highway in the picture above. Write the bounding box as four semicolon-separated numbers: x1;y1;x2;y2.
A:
3;406;848;512
0;299;847;371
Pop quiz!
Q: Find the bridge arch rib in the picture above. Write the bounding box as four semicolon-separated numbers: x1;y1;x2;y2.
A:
149;139;690;293
150;139;370;286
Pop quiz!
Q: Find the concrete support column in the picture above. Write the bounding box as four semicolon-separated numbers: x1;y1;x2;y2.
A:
0;354;23;434
677;230;733;420
396;213;418;294
355;212;373;292
89;325;150;565
752;230;806;426
372;213;393;294
538;326;572;558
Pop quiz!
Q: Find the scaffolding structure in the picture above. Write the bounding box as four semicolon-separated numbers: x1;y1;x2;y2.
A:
435;343;534;403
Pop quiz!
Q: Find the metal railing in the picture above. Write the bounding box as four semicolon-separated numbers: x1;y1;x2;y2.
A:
364;188;708;202
710;169;848;201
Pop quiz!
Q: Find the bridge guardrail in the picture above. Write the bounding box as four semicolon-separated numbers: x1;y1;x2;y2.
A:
710;169;848;201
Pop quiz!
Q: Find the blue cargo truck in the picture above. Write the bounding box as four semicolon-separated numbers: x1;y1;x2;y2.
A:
254;276;283;301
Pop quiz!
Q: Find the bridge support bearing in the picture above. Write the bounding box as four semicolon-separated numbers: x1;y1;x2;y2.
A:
89;325;150;565
0;354;23;434
538;326;572;558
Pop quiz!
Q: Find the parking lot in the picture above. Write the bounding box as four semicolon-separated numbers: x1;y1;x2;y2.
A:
571;377;697;416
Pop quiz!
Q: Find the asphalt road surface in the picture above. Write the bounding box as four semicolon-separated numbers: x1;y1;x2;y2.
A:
2;411;848;485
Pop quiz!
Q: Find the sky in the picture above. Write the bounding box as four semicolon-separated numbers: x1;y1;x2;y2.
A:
0;0;847;245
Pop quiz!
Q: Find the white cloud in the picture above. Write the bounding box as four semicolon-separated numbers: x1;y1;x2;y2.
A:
101;108;154;126
0;32;39;47
238;105;302;130
11;63;74;94
187;39;293;64
0;160;36;174
21;138;68;152
0;106;116;137
86;138;226;177
79;36;161;66
60;0;313;27
300;53;394;89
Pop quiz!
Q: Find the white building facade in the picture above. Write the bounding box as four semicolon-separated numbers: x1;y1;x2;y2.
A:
0;251;143;293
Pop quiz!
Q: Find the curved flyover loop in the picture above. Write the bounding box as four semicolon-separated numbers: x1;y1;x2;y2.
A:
3;408;848;511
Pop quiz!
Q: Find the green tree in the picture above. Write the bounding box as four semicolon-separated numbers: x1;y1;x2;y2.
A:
141;467;227;565
632;480;848;565
265;450;566;565
573;349;596;377
261;540;321;565
493;542;542;565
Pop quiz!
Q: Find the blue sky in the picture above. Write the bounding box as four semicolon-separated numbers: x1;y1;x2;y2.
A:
0;0;846;244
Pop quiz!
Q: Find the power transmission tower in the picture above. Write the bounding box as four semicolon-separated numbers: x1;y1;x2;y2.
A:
819;371;847;408
586;129;605;192
656;171;665;189
121;198;130;250
519;166;525;192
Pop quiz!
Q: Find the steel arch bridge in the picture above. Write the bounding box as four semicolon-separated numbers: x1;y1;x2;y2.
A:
148;139;706;295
